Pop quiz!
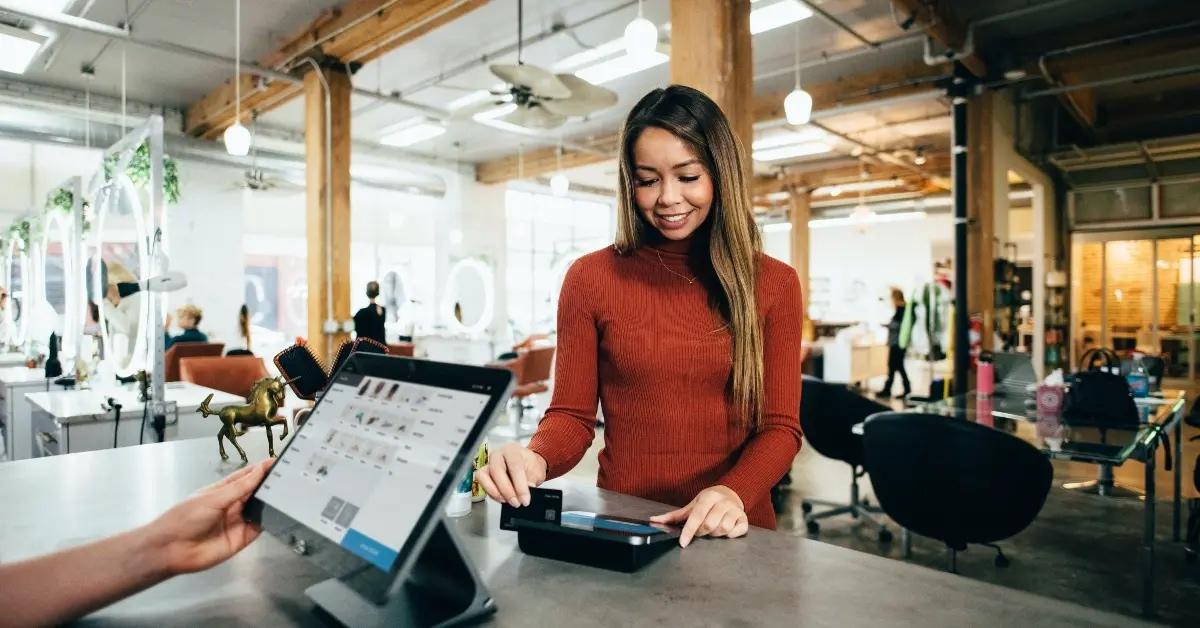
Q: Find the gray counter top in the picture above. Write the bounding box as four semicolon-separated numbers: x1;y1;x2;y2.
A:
0;438;1150;627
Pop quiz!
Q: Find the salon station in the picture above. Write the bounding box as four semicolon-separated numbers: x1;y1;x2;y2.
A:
0;1;1198;626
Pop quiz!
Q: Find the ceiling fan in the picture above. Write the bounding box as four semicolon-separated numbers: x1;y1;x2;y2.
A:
452;0;618;129
230;117;304;193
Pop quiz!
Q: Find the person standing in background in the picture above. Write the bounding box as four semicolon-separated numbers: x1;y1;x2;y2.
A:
878;287;911;398
224;305;253;355
353;281;387;345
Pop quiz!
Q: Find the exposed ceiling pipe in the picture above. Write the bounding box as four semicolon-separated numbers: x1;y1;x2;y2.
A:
753;33;924;82
805;1;876;48
39;0;101;72
0;2;448;119
0;124;444;198
1023;62;1200;98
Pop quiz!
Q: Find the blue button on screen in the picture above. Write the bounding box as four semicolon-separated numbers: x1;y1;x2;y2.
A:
341;528;399;571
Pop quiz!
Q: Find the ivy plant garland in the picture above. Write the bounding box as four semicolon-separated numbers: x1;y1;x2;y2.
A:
103;141;181;204
45;188;92;234
6;219;32;253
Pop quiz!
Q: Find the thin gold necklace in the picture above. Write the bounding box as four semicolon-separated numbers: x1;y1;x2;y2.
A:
655;249;696;284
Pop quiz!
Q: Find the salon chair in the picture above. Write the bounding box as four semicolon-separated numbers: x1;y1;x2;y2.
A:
180;355;269;398
164;342;224;382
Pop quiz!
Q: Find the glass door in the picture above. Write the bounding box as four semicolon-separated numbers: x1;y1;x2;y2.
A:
1072;233;1200;383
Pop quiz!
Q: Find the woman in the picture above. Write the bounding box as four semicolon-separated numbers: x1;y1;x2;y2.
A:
353;281;387;345
478;86;804;547
878;288;911;398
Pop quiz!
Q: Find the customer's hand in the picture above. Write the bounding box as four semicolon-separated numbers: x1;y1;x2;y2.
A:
650;485;749;548
476;442;547;507
144;459;272;576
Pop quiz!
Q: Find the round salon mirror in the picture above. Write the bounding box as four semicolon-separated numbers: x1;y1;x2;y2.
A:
89;178;150;374
442;258;494;335
3;239;27;347
380;269;409;325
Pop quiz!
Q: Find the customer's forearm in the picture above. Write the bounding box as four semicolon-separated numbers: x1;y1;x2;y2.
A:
0;525;169;627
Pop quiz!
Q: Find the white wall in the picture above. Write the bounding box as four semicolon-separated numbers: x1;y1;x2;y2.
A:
808;213;953;324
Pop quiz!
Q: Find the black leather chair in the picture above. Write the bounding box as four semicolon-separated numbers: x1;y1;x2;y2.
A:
799;376;893;542
863;412;1053;572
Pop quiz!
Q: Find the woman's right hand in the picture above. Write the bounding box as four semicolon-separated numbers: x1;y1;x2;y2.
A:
476;442;547;507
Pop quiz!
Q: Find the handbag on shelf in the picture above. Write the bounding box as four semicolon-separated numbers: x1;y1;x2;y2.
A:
1062;348;1139;429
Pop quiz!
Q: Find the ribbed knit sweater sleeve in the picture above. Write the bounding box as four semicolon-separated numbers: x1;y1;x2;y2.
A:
527;263;598;478
717;266;805;511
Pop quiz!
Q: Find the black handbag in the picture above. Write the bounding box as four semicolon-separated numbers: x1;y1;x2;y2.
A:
1063;348;1139;428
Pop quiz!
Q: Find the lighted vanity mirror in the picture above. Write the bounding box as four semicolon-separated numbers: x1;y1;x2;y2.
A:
89;179;150;373
442;258;494;336
3;239;27;347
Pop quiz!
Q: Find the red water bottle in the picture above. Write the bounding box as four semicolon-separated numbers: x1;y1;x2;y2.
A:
977;351;995;397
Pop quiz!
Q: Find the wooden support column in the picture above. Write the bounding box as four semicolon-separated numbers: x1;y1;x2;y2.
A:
669;0;753;154
305;66;352;362
967;90;996;352
789;189;814;347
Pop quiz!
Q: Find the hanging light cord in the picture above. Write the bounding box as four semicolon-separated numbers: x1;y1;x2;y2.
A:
793;20;801;89
234;0;241;126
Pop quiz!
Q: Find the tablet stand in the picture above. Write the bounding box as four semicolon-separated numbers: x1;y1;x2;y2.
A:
306;520;494;627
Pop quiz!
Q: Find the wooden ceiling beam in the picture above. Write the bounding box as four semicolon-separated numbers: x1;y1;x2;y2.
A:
889;0;985;77
475;62;949;184
752;152;951;197
185;0;487;139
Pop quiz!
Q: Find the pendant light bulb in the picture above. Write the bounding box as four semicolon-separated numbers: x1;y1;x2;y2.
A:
624;1;657;56
224;122;252;157
784;88;812;126
550;173;570;197
783;19;811;126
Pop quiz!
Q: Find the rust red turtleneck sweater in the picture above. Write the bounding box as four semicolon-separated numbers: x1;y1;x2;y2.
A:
527;239;804;529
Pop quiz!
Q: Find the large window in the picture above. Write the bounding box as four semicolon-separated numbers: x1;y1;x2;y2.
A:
506;188;614;339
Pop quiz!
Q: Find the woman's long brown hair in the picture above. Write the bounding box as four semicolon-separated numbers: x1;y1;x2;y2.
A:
613;85;765;430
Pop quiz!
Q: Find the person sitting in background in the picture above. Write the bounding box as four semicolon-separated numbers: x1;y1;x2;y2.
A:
0;460;270;626
353;281;386;345
164;304;208;350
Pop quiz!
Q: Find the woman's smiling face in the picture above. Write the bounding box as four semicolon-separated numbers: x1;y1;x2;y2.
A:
632;127;713;241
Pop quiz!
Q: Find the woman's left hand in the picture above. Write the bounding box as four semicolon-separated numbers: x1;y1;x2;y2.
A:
649;485;749;548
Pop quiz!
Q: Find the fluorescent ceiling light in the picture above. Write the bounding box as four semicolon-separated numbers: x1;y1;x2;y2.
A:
472;103;542;136
0;23;46;75
810;211;927;229
575;50;668;85
753;142;832;162
814;179;904;195
753;128;827;150
379;117;446;147
750;0;814;35
554;38;627;73
3;0;73;13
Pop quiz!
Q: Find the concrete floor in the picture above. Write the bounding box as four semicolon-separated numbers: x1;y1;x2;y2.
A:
544;365;1200;627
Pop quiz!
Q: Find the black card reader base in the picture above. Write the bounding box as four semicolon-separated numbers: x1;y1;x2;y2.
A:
306;520;493;627
516;525;676;573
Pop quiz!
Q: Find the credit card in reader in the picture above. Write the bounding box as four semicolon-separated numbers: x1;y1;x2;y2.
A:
501;487;680;572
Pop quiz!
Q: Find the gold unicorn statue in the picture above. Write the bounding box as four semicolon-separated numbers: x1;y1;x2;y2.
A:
199;375;295;462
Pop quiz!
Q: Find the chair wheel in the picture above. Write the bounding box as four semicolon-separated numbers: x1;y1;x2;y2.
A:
878;528;893;543
806;520;820;535
995;554;1010;568
800;502;813;514
861;496;870;507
